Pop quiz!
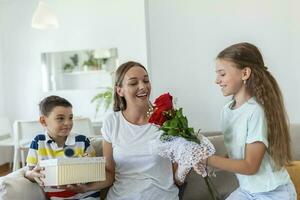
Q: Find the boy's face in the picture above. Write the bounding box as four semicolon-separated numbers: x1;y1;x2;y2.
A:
40;106;73;139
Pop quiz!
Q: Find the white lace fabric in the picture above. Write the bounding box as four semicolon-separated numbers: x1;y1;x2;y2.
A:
152;135;215;182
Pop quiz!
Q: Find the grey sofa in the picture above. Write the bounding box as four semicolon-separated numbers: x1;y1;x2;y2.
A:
1;124;299;200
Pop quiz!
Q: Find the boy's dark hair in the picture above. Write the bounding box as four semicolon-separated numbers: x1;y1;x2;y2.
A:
39;95;72;116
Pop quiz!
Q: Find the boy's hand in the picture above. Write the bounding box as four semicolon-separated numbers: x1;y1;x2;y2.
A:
59;183;89;193
82;152;92;157
25;165;45;186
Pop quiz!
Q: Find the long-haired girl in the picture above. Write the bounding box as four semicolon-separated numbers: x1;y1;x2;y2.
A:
209;42;296;199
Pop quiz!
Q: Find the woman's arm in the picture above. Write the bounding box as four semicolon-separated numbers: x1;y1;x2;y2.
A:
208;141;266;175
63;140;116;192
172;162;184;186
96;140;115;189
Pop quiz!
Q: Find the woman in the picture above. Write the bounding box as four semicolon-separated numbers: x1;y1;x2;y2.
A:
100;61;180;200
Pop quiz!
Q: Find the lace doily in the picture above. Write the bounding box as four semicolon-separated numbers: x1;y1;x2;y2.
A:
152;134;215;182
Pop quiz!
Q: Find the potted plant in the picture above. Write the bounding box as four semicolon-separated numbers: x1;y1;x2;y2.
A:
63;63;75;72
83;51;100;70
91;87;113;118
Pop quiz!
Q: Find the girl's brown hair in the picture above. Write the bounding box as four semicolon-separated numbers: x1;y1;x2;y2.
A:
113;61;147;112
217;42;291;169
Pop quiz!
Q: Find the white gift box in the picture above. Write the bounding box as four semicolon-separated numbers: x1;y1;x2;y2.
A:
40;157;106;186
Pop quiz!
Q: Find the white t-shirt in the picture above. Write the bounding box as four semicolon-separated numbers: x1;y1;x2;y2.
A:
101;111;179;200
221;97;291;193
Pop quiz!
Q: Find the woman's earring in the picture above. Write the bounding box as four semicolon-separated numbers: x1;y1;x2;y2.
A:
147;101;154;117
243;80;247;85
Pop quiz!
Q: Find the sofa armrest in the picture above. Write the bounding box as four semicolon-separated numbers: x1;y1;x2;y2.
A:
208;135;227;157
286;161;300;199
0;167;46;200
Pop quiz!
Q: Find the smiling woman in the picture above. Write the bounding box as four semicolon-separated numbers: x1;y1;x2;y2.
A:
99;61;180;200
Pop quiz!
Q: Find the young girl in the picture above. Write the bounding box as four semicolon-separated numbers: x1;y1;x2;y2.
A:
209;42;296;199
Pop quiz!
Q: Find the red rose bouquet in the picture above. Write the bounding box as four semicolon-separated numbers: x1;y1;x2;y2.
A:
149;93;220;200
149;93;200;143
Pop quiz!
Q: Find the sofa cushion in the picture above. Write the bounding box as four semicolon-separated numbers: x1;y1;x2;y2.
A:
290;124;300;160
90;137;103;156
286;161;300;200
0;168;46;200
183;170;238;200
206;134;227;157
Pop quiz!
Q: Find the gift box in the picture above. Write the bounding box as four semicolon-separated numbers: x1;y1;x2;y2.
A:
40;157;106;186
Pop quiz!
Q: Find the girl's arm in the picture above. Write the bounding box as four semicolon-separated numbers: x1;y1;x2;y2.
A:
208;141;266;175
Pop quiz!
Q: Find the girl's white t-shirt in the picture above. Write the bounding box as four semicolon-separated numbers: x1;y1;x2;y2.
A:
101;111;179;200
221;97;291;193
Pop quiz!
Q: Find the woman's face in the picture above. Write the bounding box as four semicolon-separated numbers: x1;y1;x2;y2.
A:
117;66;151;108
215;59;244;97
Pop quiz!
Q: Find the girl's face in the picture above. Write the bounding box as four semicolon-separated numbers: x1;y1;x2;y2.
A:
117;66;151;108
215;59;245;97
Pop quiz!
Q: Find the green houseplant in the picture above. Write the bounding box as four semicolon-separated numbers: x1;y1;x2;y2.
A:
83;51;100;70
63;53;79;72
91;87;113;118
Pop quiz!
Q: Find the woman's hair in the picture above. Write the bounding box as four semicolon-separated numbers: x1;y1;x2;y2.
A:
217;42;291;168
113;61;148;112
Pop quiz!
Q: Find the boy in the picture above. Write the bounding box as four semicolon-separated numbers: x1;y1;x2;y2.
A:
25;95;101;199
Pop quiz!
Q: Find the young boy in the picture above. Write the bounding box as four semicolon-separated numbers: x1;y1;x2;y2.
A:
25;95;101;199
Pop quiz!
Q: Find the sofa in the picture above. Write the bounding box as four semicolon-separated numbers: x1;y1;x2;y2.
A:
1;124;299;200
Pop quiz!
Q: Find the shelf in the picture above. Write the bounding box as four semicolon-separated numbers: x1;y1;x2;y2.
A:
62;70;107;75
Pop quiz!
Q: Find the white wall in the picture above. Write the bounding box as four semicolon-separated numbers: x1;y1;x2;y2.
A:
0;0;148;123
0;6;5;116
0;5;14;165
147;0;300;131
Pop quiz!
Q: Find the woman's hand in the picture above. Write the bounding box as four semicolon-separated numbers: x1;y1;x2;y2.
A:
172;162;187;186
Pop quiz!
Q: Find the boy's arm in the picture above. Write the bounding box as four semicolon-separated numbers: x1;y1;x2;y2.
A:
25;139;45;185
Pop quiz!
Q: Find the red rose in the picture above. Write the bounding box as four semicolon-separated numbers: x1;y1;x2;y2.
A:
149;93;173;126
153;93;173;110
149;108;167;126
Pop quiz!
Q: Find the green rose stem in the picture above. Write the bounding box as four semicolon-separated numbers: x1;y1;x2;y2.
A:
204;176;221;200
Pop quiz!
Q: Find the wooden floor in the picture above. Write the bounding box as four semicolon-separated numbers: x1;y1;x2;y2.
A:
0;163;11;177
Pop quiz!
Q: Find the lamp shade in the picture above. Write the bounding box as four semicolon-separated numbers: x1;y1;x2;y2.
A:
31;1;58;29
